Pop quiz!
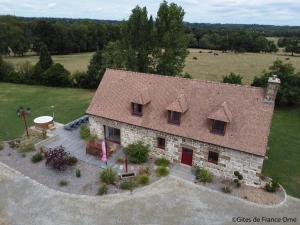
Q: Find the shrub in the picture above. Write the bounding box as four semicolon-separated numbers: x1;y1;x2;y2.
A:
124;141;150;164
138;166;151;176
31;152;44;163
97;184;108;195
42;63;70;87
222;185;231;193
8;139;20;148
80;125;91;140
193;56;197;60
100;168;117;184
156;166;169;177
67;156;78;166
223;72;243;84
0;141;4;150
58;180;68;187
265;180;280;193
71;71;89;88
155;157;170;167
137;175;149;185
19;140;35;152
233;171;243;188
75;169;81;177
120;180;137;190
197;169;213;183
117;157;125;163
16;61;35;84
45;146;74;171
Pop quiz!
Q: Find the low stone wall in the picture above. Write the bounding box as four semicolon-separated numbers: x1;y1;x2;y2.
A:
89;115;264;185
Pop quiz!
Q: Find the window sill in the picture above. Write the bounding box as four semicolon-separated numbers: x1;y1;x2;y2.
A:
132;113;142;117
168;121;180;126
210;130;225;136
207;160;218;165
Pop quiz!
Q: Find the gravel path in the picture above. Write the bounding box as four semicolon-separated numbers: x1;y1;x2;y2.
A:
0;161;300;225
0;142;102;195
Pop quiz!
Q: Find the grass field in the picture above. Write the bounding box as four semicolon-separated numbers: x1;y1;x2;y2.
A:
4;52;93;74
0;82;299;197
185;49;300;84
0;83;94;140
263;107;300;198
4;49;300;84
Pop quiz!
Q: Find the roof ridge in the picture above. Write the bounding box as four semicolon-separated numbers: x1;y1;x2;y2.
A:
105;68;263;91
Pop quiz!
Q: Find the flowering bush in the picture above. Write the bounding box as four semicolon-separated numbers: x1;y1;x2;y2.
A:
45;146;77;171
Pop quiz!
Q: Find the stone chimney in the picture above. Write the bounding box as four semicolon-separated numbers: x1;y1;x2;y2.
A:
264;75;281;104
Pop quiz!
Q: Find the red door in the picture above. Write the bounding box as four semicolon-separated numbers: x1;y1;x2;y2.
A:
181;148;193;166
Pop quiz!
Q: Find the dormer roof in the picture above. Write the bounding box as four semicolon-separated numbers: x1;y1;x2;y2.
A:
208;102;232;123
132;88;151;105
166;93;189;113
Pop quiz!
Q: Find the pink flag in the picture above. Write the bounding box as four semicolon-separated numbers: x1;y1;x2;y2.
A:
101;141;107;162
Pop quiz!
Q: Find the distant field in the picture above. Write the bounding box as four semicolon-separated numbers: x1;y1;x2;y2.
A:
4;48;300;84
185;49;300;84
4;52;93;74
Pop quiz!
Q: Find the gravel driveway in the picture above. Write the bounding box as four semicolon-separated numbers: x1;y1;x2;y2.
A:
0;162;299;225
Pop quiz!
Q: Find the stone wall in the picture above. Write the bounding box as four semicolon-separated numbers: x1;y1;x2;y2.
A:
89;115;264;185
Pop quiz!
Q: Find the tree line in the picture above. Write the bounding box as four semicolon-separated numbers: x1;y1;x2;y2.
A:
0;1;189;88
3;12;299;56
0;15;120;55
278;37;300;56
186;28;278;52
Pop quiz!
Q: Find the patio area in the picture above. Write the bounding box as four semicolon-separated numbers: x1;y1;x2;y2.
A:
36;122;124;171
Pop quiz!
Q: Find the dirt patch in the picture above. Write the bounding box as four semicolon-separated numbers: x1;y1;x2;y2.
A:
231;184;285;205
196;175;285;205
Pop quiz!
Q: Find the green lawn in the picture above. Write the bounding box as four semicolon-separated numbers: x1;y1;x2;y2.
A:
0;83;94;140
0;82;299;198
263;107;300;198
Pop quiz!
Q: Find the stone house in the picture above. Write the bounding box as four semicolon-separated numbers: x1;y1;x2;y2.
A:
86;69;280;185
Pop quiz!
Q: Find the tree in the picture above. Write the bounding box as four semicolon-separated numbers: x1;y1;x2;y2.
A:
223;72;243;84
43;63;70;86
154;1;188;76
285;38;300;56
0;57;17;82
86;50;105;88
121;6;155;72
39;44;53;71
9;26;30;56
102;41;126;70
252;59;300;105
0;23;10;55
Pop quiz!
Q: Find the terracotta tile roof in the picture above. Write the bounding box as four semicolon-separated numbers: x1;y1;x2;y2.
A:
132;88;151;105
208;102;232;123
87;69;275;156
166;93;189;113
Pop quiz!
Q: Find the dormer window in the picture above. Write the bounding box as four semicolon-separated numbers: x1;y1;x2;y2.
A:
208;102;232;136
132;103;142;116
166;93;189;126
211;120;226;135
131;88;151;117
168;111;181;125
